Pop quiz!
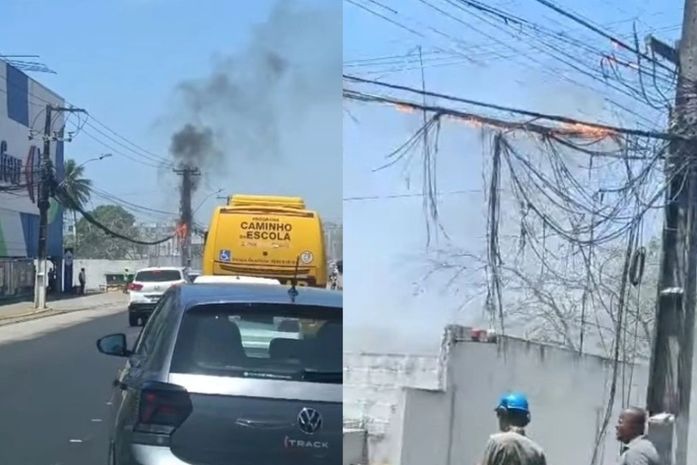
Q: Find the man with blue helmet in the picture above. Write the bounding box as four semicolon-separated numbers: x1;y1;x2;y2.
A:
478;392;547;465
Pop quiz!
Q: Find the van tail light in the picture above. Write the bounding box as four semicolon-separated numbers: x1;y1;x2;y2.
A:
128;283;143;291
135;382;192;436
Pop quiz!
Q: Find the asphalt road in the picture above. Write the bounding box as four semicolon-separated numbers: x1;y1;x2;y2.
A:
0;310;140;465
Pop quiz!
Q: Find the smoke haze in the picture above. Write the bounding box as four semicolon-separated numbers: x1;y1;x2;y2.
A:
166;0;341;218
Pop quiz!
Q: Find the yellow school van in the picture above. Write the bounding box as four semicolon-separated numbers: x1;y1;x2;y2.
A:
202;195;328;288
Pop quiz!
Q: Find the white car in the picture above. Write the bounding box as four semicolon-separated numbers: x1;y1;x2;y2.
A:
127;267;187;326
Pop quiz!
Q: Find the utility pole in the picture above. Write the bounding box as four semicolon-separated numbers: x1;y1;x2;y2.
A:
646;1;697;464
34;104;85;309
173;166;200;269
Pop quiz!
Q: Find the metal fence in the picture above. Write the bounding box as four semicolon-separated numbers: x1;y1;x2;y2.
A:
0;259;35;301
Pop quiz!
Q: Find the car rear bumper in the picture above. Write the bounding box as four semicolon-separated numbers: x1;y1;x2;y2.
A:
128;303;157;315
129;293;164;304
130;444;192;465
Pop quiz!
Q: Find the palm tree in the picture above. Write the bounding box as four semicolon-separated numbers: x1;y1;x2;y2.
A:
56;159;93;251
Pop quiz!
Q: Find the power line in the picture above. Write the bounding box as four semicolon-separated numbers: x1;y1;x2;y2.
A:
344;189;482;201
344;75;677;140
0;61;178;171
82;121;173;168
424;0;675;107
55;186;174;246
345;0;426;37
90;187;178;218
1;80;172;173
344;49;446;65
344;0;481;65
77;126;164;169
379;0;668;129
86;115;172;165
530;0;677;75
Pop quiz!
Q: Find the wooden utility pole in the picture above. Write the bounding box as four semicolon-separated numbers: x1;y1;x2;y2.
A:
646;0;697;463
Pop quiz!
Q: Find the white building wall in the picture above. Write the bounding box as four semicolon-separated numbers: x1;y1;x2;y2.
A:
446;337;648;465
343;352;441;464
71;259;149;291
344;326;654;465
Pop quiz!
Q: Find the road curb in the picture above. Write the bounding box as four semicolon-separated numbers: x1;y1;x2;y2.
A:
0;302;125;327
0;308;52;321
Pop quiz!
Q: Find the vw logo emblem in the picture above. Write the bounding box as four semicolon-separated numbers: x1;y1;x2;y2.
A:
297;407;322;435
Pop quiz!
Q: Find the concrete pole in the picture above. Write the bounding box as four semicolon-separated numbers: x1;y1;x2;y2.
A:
646;1;697;464
34;105;52;309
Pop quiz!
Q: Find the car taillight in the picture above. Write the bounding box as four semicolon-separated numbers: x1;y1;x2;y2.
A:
135;382;192;435
128;283;143;291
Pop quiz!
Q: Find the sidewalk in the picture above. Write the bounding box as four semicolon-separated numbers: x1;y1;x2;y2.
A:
0;292;127;325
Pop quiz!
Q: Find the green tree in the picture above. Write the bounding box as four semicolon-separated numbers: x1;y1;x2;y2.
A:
56;159;93;251
76;205;141;259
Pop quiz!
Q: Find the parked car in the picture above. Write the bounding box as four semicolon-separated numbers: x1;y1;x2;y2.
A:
127;267;187;326
97;282;342;465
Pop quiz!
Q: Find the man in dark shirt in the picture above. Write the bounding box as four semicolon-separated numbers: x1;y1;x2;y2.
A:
78;268;86;295
615;407;659;465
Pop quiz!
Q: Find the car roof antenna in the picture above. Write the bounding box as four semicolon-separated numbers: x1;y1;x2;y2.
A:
288;255;300;302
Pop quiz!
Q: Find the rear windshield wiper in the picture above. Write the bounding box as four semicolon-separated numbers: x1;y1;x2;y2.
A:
301;369;343;382
239;368;295;380
243;368;343;382
202;366;295;380
199;366;342;382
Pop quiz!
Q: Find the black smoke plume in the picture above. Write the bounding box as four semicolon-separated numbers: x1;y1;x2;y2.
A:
164;0;341;218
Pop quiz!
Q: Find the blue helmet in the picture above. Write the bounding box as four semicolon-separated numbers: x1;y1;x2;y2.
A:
495;392;530;414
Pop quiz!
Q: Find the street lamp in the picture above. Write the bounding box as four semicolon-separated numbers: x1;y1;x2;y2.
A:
61;152;112;262
194;188;224;214
77;152;112;170
58;153;112;189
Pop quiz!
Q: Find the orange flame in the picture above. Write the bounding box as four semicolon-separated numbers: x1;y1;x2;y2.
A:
559;122;616;139
394;103;415;114
445;114;484;129
175;223;188;239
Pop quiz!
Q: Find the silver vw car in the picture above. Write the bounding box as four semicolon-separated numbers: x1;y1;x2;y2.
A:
97;282;342;464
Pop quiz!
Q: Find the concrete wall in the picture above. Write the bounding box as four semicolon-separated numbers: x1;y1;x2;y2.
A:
147;255;201;270
71;259;148;291
344;326;652;465
343;352;441;464
397;388;452;465
69;258;203;291
344;352;441;432
446;336;648;465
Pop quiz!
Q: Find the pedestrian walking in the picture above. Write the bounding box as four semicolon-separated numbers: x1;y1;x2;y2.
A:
122;267;130;293
478;392;547;465
48;266;56;294
615;407;659;465
78;268;86;295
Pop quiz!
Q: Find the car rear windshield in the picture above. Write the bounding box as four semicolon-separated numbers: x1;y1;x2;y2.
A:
170;303;342;384
135;270;182;282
